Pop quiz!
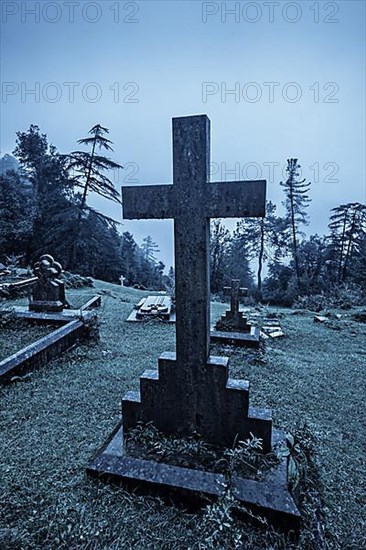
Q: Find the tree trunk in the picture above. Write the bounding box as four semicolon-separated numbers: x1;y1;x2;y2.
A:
342;210;357;281
338;211;348;283
257;218;264;301
289;183;301;292
73;137;97;267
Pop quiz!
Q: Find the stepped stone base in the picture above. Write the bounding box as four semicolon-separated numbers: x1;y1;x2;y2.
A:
121;352;272;451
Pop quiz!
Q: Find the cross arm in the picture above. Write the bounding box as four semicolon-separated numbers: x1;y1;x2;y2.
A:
206;180;266;218
224;286;248;296
122;184;174;220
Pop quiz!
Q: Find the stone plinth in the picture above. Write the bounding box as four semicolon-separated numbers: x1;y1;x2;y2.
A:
87;424;300;530
29;279;65;312
210;326;261;348
122;352;272;452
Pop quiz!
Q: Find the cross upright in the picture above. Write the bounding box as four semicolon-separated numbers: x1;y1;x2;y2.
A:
122;115;269;445
224;279;248;316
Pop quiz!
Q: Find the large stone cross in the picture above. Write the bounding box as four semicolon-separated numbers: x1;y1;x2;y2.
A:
122;115;268;445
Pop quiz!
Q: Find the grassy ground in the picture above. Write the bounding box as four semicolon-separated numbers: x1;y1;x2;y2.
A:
0;323;55;362
0;280;365;549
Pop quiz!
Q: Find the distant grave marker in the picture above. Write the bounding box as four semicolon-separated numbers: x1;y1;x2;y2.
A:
223;279;250;330
29;255;66;313
211;279;260;347
127;295;175;322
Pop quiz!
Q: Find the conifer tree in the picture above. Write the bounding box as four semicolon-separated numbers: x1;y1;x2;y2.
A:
328;202;366;282
280;158;311;292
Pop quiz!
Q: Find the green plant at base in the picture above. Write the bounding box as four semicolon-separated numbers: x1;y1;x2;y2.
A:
224;432;263;474
278;433;308;492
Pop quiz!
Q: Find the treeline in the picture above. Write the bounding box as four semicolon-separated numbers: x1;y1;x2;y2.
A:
210;159;366;306
1;125;365;305
0;125;170;290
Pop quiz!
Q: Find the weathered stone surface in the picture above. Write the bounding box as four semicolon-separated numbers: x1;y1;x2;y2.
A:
0;315;94;384
220;279;251;332
261;316;284;338
88;115;294;523
213;280;257;345
122;352;272;449
127;296;176;323
29;255;66;313
2;292;101;323
210;327;261;348
136;295;172;319
87;424;300;529
79;295;101;311
120;115;268;446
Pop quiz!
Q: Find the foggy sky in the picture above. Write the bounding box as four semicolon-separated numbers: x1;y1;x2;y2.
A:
1;0;365;269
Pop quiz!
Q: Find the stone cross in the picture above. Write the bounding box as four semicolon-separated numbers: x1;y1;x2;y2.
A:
120;275;126;286
224;279;248;316
122;115;269;447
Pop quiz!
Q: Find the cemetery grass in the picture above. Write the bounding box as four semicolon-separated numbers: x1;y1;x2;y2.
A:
0;318;55;362
0;282;365;549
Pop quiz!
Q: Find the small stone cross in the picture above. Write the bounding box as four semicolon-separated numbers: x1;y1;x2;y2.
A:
224;279;248;315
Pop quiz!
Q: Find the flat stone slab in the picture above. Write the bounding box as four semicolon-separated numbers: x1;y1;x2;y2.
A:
210;326;261;348
127;310;176;323
0;277;37;291
126;296;175;323
0;316;93;384
87;423;300;530
1;295;101;324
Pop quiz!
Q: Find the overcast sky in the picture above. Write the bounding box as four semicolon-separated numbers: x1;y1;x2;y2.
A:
1;0;365;269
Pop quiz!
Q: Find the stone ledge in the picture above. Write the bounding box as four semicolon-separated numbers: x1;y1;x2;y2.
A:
210;326;261;348
0;295;101;324
0;316;94;384
126;310;176;323
86;423;300;530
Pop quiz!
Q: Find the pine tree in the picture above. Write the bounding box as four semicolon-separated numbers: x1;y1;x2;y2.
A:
0;171;33;258
280;158;311;292
224;234;254;290
67;124;123;211
120;231;139;284
65;124;123;266
328;202;366;282
13;125;72;262
141;235;160;263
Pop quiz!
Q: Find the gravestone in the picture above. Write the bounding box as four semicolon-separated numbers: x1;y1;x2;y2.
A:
119;275;126;286
220;279;250;332
29;255;66;313
88;115;299;525
127;295;175;322
211;279;260;347
121;115;270;447
136;296;172;320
